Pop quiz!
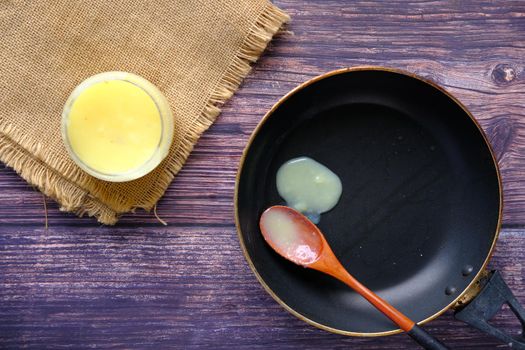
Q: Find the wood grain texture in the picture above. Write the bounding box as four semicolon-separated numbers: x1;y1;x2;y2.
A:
1;0;524;348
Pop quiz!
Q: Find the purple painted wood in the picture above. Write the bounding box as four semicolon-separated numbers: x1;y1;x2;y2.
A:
1;0;524;348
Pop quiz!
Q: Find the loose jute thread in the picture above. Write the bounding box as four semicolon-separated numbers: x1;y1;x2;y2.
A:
154;204;168;226
42;193;48;229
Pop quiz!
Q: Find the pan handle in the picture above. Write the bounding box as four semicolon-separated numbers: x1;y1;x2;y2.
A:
454;270;525;349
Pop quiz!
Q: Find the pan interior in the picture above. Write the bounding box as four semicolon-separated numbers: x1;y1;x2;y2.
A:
236;70;500;334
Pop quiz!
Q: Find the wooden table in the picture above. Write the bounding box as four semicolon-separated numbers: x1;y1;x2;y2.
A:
1;1;524;348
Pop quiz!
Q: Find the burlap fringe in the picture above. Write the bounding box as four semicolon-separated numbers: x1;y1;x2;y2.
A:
0;3;289;225
0;126;120;223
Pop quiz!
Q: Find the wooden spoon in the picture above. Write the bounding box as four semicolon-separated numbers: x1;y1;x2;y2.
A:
259;205;448;350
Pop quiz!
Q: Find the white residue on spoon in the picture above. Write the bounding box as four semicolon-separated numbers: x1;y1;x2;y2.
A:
276;156;342;224
260;208;320;265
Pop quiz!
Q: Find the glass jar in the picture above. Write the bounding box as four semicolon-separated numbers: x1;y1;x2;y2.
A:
61;71;174;182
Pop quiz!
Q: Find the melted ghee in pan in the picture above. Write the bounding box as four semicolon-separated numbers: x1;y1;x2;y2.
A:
276;157;342;224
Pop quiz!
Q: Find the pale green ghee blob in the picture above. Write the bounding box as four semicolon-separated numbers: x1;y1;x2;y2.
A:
276;157;342;224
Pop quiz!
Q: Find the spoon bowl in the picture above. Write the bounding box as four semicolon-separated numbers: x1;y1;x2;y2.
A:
260;206;322;265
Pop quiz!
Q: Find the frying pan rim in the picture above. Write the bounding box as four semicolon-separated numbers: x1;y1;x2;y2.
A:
234;66;503;337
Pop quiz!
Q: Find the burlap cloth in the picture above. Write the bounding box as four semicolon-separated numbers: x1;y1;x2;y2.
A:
0;0;289;224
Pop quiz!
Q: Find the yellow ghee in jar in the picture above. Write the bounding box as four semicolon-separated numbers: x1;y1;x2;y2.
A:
62;72;174;182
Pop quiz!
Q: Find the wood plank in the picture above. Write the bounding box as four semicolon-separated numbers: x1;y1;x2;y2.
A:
0;227;523;349
1;56;525;225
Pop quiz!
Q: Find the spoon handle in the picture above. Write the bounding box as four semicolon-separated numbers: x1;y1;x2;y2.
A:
332;266;447;349
331;265;414;331
311;243;448;349
408;324;448;350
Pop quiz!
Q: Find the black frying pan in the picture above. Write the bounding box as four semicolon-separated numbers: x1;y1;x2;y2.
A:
235;67;525;348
